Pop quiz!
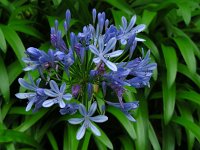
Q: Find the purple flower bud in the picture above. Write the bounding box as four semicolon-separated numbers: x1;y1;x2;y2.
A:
102;81;106;96
65;9;71;29
105;19;109;30
92;9;97;24
72;84;81;97
87;83;93;100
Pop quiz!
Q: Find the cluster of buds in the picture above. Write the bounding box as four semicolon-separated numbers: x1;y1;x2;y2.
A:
16;9;156;140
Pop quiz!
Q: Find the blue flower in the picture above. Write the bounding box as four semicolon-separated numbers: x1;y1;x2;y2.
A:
117;15;146;45
15;75;47;111
118;50;157;88
60;103;79;115
68;102;108;140
42;80;72;108
51;20;67;51
106;101;139;122
89;36;123;71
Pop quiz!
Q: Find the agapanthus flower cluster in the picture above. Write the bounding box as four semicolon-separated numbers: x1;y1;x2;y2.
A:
15;9;156;140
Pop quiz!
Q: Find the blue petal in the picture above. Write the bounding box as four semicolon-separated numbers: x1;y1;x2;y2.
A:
76;123;86;140
63;93;72;101
15;93;36;99
93;57;101;64
104;50;123;58
18;78;36;91
88;102;97;116
59;100;66;108
124;112;136;122
89;122;101;136
103;37;116;54
50;80;60;93
42;99;55;107
132;24;146;33
90;115;108;123
79;104;87;116
44;89;57;97
126;15;136;32
60;82;66;93
121;16;127;30
89;45;99;55
98;36;104;53
102;58;117;71
26;100;34;111
68;118;84;124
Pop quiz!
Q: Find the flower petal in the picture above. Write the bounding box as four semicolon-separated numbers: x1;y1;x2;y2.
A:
15;93;36;99
68;118;84;124
63;93;72;101
90;115;108;123
102;59;117;71
98;36;104;53
103;37;117;54
60;82;66;93
89;45;99;55
18;78;36;91
78;104;87;116
50;80;60;93
132;24;146;33
26;99;35;111
126;15;136;32
88;102;97;116
44;89;57;97
121;16;127;30
104;50;123;58
59;100;66;108
93;57;101;64
42;99;55;107
76;124;86;140
89;122;101;136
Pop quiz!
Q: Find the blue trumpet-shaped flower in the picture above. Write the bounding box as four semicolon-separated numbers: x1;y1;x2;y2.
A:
43;80;72;108
89;36;123;71
15;75;47;111
106;101;139;122
60;103;79;115
68;102;108;140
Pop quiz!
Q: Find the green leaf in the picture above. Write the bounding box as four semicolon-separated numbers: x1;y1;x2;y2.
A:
178;63;200;88
47;131;59;150
162;125;175;150
14;109;48;132
119;136;134;150
81;131;91;150
142;10;157;27
7;60;22;85
177;102;195;150
1;25;25;66
104;0;133;15
107;106;136;140
174;36;196;73
161;44;177;87
0;54;10;102
0;129;39;148
172;116;200;143
8;107;32;115
148;121;161;150
134;98;148;150
93;126;113;150
8;24;44;40
177;90;200;106
162;78;176;124
94;136;107;150
0;26;7;52
111;9;128;26
64;124;79;150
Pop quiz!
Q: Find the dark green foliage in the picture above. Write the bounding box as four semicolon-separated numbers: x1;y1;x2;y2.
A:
0;0;200;149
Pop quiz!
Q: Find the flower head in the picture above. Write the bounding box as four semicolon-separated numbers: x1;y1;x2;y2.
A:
106;101;139;122
42;80;72;108
89;36;123;71
68;102;108;140
15;75;47;111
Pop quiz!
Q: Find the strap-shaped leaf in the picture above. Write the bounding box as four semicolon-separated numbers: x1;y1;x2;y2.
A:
0;54;10;102
162;44;177;87
0;26;7;52
1;25;25;66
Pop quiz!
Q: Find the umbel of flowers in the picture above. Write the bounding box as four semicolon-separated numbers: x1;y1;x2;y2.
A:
15;9;156;140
